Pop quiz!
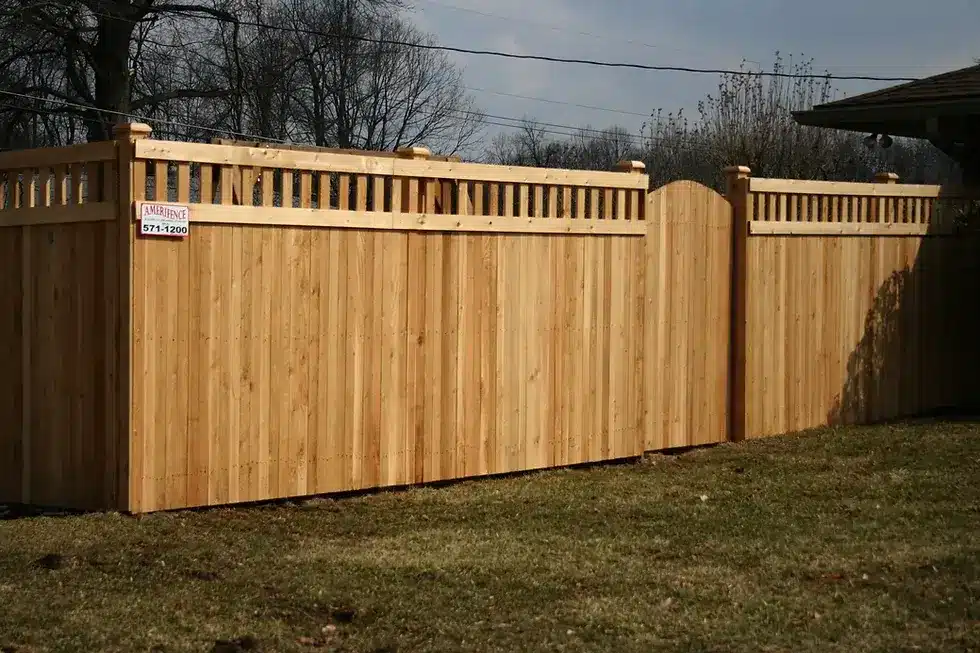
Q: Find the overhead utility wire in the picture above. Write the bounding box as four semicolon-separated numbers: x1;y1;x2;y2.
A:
408;0;746;62
3;87;710;155
81;8;921;82
465;87;654;119
0;88;290;142
200;16;924;82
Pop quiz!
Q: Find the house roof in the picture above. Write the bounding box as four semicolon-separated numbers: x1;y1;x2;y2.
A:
815;64;980;110
792;63;980;140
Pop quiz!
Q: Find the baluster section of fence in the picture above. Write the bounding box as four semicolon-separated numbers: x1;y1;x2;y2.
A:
131;139;648;235
0;142;118;226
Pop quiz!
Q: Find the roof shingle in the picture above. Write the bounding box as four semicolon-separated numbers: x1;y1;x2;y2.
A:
816;64;980;109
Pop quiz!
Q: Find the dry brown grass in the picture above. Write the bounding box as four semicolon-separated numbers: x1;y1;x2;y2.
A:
1;421;978;652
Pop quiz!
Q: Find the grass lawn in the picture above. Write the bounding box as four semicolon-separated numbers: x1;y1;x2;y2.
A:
1;421;979;653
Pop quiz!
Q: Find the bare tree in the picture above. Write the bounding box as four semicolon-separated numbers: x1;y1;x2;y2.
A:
487;122;576;167
492;53;959;189
0;0;244;142
488;121;643;170
279;0;483;153
642;53;959;188
0;0;484;152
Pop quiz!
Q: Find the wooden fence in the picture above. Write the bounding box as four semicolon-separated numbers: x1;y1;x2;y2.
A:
0;140;126;510
727;167;980;440
129;134;649;512
0;122;976;513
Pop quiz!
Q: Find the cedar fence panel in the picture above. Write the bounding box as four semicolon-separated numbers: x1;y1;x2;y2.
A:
2;123;979;513
728;168;980;440
127;127;649;512
0;141;125;510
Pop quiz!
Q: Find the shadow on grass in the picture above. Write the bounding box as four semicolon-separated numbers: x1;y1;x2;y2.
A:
0;503;84;521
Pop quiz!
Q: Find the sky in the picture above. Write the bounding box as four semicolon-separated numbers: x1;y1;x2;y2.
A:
404;0;980;148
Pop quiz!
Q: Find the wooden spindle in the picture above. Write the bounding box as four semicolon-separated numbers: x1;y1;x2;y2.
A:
177;163;191;203
338;174;350;210
373;176;386;212
153;161;168;202
239;167;254;206
281;169;293;208
458;181;470;216
299;171;312;209
54;165;67;205
518;184;529;217
317;172;331;210
356;175;368;211
473;182;485;216
220;165;233;205
199;164;213;204
261;169;273;207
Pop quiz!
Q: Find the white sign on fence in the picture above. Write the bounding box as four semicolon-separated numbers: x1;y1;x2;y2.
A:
140;203;190;238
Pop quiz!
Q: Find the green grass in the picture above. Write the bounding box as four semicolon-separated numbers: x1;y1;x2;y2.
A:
1;421;979;653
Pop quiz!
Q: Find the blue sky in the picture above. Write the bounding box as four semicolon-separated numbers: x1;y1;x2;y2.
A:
406;0;979;142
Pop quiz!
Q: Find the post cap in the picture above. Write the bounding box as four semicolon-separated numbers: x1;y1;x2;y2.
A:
113;122;153;139
615;160;646;173
397;146;431;160
874;172;900;183
723;165;752;178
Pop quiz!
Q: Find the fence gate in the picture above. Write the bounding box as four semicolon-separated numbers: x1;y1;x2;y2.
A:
644;181;733;450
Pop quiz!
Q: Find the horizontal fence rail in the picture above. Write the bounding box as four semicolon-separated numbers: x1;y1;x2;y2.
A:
132;139;649;235
209;138;464;162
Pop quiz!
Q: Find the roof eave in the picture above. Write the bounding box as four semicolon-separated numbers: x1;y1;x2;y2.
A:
794;98;980;131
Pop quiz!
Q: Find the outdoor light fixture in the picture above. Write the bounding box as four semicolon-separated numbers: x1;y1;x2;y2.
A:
879;134;893;148
864;133;878;149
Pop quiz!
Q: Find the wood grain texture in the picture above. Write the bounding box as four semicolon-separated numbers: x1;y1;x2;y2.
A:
737;187;980;439
0;218;123;510
9;132;980;515
129;226;646;512
644;181;733;450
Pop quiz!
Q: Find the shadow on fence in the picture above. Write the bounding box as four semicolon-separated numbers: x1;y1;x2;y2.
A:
829;212;980;426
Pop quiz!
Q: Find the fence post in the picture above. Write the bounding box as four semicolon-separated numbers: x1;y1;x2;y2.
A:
112;121;152;513
724;165;751;443
397;146;432;212
873;172;899;223
616;160;647;220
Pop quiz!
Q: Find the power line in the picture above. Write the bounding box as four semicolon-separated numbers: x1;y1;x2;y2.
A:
408;0;758;64
212;16;924;82
0;52;664;149
0;87;592;146
410;0;966;76
0;88;289;142
465;87;653;119
81;7;920;82
453;107;648;143
1;87;723;160
137;50;656;122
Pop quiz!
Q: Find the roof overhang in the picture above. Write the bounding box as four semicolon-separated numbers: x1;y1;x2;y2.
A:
793;98;980;140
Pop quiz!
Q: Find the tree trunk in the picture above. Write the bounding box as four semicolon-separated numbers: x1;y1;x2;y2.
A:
87;14;137;142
